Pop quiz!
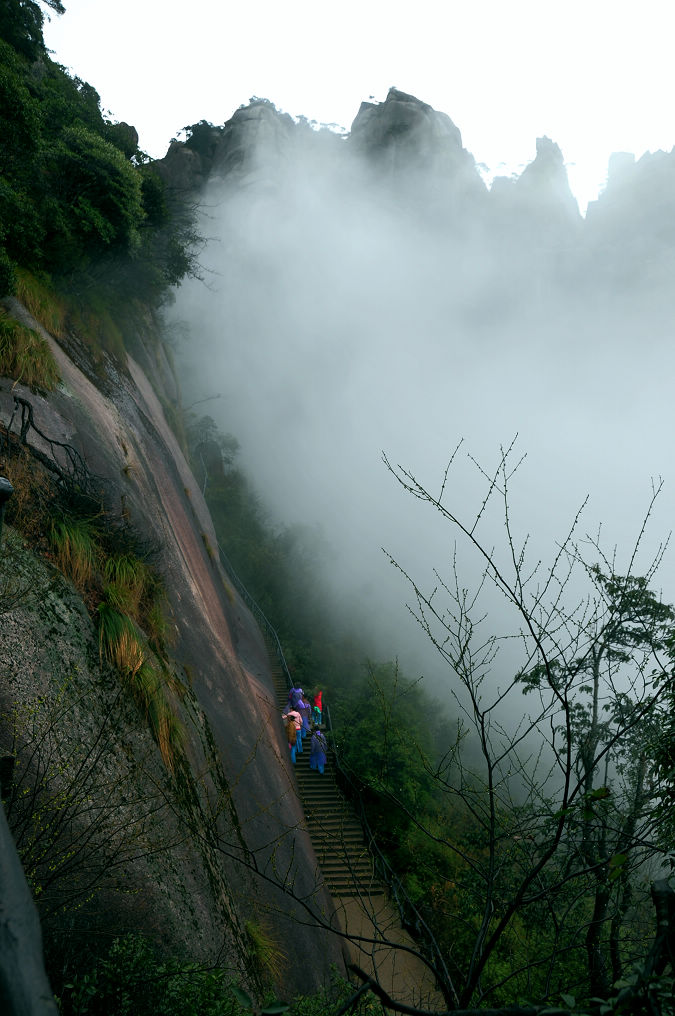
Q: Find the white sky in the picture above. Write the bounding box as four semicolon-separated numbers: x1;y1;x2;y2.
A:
43;0;675;214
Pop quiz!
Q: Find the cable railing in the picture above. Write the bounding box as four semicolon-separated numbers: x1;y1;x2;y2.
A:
326;708;456;1005
214;541;454;1003
215;540;294;692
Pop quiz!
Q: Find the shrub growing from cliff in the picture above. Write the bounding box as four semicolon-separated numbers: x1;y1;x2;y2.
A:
58;932;367;1016
59;933;241;1016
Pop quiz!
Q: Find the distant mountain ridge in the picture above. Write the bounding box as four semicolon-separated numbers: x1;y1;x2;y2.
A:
155;86;675;274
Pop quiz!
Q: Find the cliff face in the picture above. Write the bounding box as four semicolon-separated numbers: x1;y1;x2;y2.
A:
0;295;345;994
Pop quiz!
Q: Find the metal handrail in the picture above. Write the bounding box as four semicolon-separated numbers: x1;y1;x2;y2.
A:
216;540;455;1004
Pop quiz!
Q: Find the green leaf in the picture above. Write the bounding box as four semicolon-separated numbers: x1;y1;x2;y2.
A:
261;1004;290;1015
561;993;576;1008
232;986;253;1009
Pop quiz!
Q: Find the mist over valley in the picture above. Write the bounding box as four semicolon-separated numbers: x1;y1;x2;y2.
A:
165;91;675;701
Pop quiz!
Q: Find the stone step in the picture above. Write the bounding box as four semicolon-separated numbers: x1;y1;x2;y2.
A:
304;817;363;832
296;786;345;800
261;637;385;899
325;880;385;897
307;825;366;839
304;816;362;830
316;856;373;872
308;835;366;850
321;866;376;881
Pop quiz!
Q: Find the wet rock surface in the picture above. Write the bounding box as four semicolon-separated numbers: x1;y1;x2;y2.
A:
0;297;344;992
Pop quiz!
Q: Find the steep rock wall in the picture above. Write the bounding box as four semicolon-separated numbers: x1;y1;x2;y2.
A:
0;296;346;995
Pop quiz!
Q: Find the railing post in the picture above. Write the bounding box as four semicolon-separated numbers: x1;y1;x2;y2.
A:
0;477;14;547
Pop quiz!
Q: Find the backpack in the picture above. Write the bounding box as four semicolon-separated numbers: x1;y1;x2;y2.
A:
286;720;297;746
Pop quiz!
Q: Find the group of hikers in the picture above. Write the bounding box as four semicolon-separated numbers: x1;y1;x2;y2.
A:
282;685;328;774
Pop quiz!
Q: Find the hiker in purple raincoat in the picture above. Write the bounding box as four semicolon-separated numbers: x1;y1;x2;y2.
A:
310;728;327;775
287;684;304;712
299;694;312;740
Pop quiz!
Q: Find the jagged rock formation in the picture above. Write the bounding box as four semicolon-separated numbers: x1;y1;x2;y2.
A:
155;85;675;274
154;88;574;229
490;135;582;237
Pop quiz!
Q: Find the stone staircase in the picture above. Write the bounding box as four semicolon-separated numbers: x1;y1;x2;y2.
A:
265;636;384;897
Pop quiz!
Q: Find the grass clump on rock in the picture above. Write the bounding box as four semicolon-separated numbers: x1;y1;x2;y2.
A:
0;308;60;392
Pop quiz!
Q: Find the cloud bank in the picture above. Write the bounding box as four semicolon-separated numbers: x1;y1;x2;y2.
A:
167;111;675;691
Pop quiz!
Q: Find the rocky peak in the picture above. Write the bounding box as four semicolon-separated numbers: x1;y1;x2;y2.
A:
152;139;207;194
514;136;580;218
349;87;482;191
584;148;675;280
350;88;452;149
210;99;296;182
489;134;581;239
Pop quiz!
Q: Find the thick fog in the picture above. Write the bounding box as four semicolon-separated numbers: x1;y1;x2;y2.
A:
167;111;675;699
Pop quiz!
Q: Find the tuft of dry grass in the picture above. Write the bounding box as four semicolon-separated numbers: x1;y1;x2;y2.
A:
126;661;185;773
14;269;68;340
103;553;148;620
0;309;60;392
97;603;146;678
1;448;55;541
245;920;286;984
49;517;99;589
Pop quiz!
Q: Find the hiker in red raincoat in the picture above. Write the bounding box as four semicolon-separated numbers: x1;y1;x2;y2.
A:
312;689;323;725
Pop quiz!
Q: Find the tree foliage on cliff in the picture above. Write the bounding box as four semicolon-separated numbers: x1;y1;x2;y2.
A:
0;0;200;304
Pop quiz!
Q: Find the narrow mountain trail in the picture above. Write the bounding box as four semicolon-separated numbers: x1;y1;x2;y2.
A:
264;636;443;1007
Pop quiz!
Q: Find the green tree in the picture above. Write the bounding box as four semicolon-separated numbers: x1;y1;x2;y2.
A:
0;0;48;59
46;125;144;260
0;2;201;306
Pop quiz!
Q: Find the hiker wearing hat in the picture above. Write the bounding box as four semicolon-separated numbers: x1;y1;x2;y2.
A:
287;684;304;712
282;708;303;758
